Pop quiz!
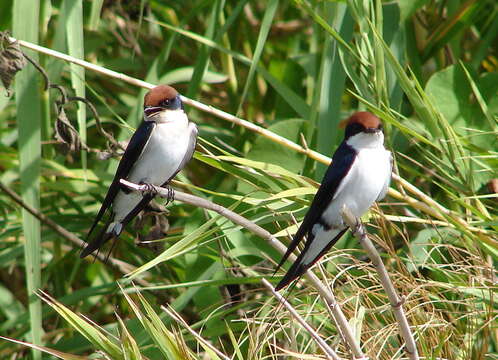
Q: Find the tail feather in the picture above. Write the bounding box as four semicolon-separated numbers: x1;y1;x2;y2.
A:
80;220;121;258
274;256;308;291
274;227;348;290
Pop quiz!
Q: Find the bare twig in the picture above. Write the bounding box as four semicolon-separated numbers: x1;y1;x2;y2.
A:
340;205;419;360
0;181;148;284
119;179;366;359
261;278;342;360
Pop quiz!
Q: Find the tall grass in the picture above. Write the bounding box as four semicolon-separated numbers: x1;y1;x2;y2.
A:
11;1;43;359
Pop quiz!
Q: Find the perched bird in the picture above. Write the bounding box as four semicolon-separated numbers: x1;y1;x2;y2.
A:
275;112;392;290
81;85;198;258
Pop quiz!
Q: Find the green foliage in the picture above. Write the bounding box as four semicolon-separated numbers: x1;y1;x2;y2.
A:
0;0;496;359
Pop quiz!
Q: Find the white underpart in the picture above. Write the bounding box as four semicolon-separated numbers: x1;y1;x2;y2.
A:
301;130;392;265
108;110;193;235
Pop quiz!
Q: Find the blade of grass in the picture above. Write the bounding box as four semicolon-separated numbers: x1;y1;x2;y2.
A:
38;290;122;358
13;0;43;358
186;0;221;99
295;0;359;61
314;2;353;179
0;336;86;360
116;315;142;360
121;285;195;360
63;0;86;173
459;61;497;130
236;0;279;115
88;0;104;31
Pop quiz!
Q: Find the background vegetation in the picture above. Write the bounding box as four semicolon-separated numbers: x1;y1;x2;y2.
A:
0;0;497;359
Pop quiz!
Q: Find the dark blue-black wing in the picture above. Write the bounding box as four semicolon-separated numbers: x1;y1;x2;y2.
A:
86;121;156;239
274;141;356;274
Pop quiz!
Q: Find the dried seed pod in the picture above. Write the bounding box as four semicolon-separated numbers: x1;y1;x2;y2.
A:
0;32;27;94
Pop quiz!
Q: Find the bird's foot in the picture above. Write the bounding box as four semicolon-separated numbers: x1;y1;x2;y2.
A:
349;216;363;236
164;185;175;205
138;182;158;197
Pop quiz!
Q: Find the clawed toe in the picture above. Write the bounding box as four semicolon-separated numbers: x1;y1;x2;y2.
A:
137;182;174;204
139;182;158;196
165;185;175;204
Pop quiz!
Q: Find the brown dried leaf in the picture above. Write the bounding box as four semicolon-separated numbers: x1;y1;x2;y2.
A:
0;32;27;94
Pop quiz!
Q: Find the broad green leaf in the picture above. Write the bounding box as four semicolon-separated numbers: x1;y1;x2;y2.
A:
245;119;308;175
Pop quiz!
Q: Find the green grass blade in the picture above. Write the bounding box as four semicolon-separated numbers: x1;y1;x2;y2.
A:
315;2;353;179
38;291;122;358
63;0;86;172
121;286;194;359
236;0;279;115
13;1;43;358
295;0;359;60
88;0;104;31
186;0;221;99
459;61;497;130
0;336;86;360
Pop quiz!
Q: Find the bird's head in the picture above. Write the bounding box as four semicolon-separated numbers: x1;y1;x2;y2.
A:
341;111;384;149
143;85;184;121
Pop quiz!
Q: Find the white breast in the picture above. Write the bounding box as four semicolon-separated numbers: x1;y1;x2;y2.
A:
112;112;192;222
129;115;190;185
322;146;391;226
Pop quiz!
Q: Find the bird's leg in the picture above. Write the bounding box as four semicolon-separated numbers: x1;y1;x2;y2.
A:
340;204;363;236
351;216;363;236
164;185;175;205
137;181;174;204
138;181;158;197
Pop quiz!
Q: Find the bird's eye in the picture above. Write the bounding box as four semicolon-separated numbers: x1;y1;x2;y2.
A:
161;99;170;107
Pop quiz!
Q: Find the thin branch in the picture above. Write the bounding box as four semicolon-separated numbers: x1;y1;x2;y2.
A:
7;36;488;242
119;179;366;359
261;278;342;360
0;182;148;285
340;205;419;360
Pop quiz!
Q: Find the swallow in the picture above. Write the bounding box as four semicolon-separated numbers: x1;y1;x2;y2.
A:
275;111;392;290
81;85;198;258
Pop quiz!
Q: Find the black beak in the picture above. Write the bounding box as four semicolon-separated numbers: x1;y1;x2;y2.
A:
144;106;164;116
364;127;381;134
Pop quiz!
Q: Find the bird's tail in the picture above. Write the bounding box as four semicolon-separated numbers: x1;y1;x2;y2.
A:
80;220;123;258
274;227;348;290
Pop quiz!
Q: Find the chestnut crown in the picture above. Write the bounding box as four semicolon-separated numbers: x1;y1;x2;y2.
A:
144;85;182;111
343;111;383;139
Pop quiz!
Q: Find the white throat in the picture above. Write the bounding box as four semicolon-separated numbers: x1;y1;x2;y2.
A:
145;109;187;124
346;131;384;150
